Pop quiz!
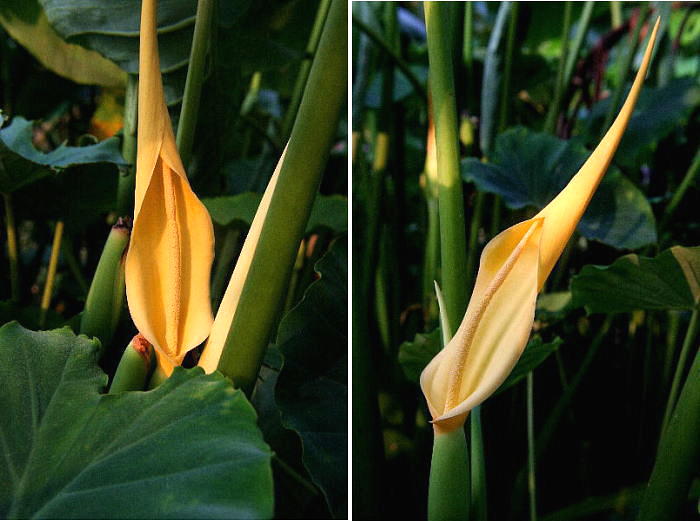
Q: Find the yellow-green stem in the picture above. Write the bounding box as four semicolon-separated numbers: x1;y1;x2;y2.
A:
429;426;470;521
281;0;332;141
2;192;19;302
215;0;346;393
527;371;537;521
425;2;469;331
117;75;138;215
544;1;572;134
176;0;215;168
40;221;64;328
110;334;154;393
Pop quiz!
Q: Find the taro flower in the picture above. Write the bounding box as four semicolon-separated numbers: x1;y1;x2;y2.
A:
421;20;659;433
124;0;215;376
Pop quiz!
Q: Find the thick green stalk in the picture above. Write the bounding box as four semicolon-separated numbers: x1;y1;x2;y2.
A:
527;372;537;521
79;219;130;354
2;192;19;302
659;306;699;437
470;405;487;521
109;334;154;393
429;427;470;521
176;0;215;168
544;2;572;134
215;0;346;392
281;0;331;141
425;2;468;330
601;4;650;136
117;75;138;215
660;150;700;233
638;345;700;521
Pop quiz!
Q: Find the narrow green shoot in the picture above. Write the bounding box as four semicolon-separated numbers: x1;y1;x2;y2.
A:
176;0;215;168
2;192;19;302
39;220;64;328
116;75;137;215
281;0;331;141
110;334;154;393
80;218;130;354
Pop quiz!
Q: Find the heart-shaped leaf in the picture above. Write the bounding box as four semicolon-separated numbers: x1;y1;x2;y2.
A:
0;116;124;193
571;246;700;313
0;322;273;519
203;193;348;235
276;237;348;518
462;127;657;249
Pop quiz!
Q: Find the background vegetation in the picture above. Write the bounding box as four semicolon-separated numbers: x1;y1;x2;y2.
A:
353;2;699;520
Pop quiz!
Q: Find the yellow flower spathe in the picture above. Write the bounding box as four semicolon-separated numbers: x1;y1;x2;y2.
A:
421;19;660;433
125;0;215;376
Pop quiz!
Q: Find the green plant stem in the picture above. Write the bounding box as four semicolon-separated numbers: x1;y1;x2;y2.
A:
660;150;700;234
498;1;518;133
176;0;215;168
281;0;331;141
462;2;475;112
215;0;346;393
2;192;19;302
480;1;511;157
40;221;64;328
429;426;470;521
510;316;613;519
600;4;650;136
117;75;138;215
544;2;572;134
80;219;130;354
211;228;241;310
659;306;699;437
470;406;487;521
610;1;623;28
423;197;440;327
465;191;484;292
109;335;154;393
425;2;469;330
351;15;427;101
60;236;88;297
638;344;700;521
563;2;594;98
527;372;537;521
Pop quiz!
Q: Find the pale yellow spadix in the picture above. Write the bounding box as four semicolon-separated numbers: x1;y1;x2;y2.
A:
421;19;660;432
124;0;215;376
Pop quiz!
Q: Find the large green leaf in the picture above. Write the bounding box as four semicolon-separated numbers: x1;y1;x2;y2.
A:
203;193;348;235
0;0;126;87
0;116;124;193
462;127;657;249
571;246;700;313
494;336;563;395
578;78;700;167
0;322;273;519
276;237;348;518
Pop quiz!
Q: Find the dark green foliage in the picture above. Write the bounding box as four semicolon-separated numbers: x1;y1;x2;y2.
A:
0;322;273;519
276;237;348;518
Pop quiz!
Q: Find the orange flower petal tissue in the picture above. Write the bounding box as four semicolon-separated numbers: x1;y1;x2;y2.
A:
125;0;215;376
421;19;660;433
